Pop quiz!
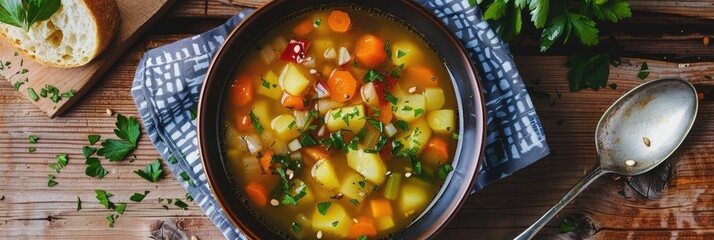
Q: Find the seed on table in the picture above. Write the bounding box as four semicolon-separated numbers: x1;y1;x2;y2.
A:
191;236;199;240
625;160;636;166
105;109;113;116
270;199;279;206
643;137;651;147
705;36;710;46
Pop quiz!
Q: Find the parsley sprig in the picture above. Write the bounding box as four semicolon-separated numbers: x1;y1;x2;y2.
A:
98;114;141;161
0;0;61;31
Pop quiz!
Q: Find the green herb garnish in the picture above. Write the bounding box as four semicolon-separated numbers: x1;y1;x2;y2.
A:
0;0;62;31
88;135;101;145
29;135;38;143
350;199;359;206
130;191;150;202
384;40;392;60
95;189;115;209
385;92;399;105
637;61;649;80
85;157;108;179
362;69;383;83
397;50;406;58
292;222;300;233
249;110;264;134
180;171;196;187
313;19;321;27
134;159;162;182
76;196;81;211
114;203;127;214
47;179;57;187
97;114;140;161
332;221;339;227
27;87;38;101
394;120;410;131
438;164;454;180
317;202;331;216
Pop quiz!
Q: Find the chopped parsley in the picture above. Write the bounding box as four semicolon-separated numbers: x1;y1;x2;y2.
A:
249;110;264;134
27;87;38;101
384;40;392;60
134;159;163;182
180;171;196;187
359;235;368;240
438;164;454;180
29;135;38;143
130;191;150;202
292;222;301;233
260;77;271;89
95;189;115;209
397;50;407;58
114;203;127;214
12;81;23;90
332;221;339;227
317;202;331;215
394;120;410;131
385;92;399;105
313;19;321;27
47;179;58;187
414;108;425;117
97;114;141;162
88;135;101;145
350;199;360;206
638;61;649;80
452;132;460;140
76;196;81;211
362;69;383;83
358;179;367;188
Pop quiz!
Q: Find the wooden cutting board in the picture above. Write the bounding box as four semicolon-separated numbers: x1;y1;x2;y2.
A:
0;0;177;118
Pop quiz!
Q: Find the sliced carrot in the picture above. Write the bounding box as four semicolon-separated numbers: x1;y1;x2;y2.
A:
426;137;449;161
230;75;254;106
347;219;378;239
327;70;358;102
328;10;351;33
281;94;307;110
367;104;393;125
293;18;315;36
303;146;330;161
405;66;439;88
259;150;274;173
370;199;393;218
355;34;387;68
235;113;251;131
244;182;269;207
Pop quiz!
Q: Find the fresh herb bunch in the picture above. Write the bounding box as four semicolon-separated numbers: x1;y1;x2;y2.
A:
0;0;61;31
476;0;632;91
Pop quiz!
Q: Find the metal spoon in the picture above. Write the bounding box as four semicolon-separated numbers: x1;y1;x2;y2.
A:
515;78;698;240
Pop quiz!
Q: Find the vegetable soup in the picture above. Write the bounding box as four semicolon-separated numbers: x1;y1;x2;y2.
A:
223;7;458;239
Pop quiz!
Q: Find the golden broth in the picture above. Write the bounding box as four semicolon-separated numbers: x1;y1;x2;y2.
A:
223;7;458;239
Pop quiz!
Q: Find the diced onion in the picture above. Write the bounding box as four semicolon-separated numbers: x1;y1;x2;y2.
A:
385;123;398;137
317;124;327;137
244;135;263;155
259;46;276;64
288;138;302;152
317;99;345;115
323;47;336;59
273;141;289;155
294;111;308;128
316;81;331;99
225;126;241;145
338;47;351;66
302;57;316;68
361;82;378;106
272;36;287;50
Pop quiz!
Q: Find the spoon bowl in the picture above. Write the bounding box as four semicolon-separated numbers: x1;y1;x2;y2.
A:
597;78;698;175
515;78;698;240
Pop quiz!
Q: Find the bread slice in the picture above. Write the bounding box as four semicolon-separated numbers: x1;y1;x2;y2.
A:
0;0;120;68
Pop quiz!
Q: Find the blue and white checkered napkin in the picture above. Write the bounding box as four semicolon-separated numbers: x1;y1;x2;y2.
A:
131;1;549;239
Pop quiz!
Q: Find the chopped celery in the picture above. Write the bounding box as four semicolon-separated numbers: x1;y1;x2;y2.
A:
384;173;402;200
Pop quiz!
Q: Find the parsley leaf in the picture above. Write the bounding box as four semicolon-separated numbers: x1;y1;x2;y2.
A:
591;0;632;23
47;179;58;187
384;40;392;60
76;196;81;211
397;50;406;58
438;164;454;180
567;50;616;92
95;189;115;209
85;157;108;179
394;120;410;131
130;191;150;202
350;199;359;206
362;69;383;83
29;135;38;143
317;202;331;216
249;110;264;134
292;222;300;233
24;0;62;31
638;62;649;80
359;235;368;240
97;114;141;161
180;171;196;187
114;203;127;214
88;135;101;145
134;159;163;182
568;13;599;46
174;199;189;210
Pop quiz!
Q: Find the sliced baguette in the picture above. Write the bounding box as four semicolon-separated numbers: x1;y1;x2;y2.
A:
0;0;120;68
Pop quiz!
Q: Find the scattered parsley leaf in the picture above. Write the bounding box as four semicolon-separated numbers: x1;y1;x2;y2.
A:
608;83;617;90
174;199;189;210
638;62;649;80
394;120;410;131
317;202;331;216
56;154;68;168
591;0;632;23
85;157;108;179
189;107;197;120
106;214;117;227
130;191;150;202
95;189;115;209
359;235;368;240
134;159;163;182
29;135;38;143
76;196;81;211
12;81;23;91
28;147;35;152
452;132;460;140
567;50;614;92
98;114;141;161
28;87;38;101
114;203;127;214
384;40;392;60
358;179;366;188
385;92;399;105
362;69;383;83
558;218;579;233
332;221;339;227
397;50;406;58
82;146;97;158
260;77;271;89
568;13;599;46
47;179;58;187
180;171;196;187
313;18;321;27
88;135;101;145
350;199;359;206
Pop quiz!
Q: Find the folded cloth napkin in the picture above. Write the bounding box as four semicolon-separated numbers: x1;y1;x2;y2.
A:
131;1;549;239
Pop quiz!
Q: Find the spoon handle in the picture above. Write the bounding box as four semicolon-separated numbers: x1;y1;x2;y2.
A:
514;166;606;240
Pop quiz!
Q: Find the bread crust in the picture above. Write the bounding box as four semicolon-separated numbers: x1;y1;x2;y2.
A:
0;0;120;68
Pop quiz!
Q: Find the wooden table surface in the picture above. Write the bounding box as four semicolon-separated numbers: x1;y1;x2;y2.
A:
2;1;714;239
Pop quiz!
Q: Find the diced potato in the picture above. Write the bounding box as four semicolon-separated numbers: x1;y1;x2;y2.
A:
395;118;432;154
312;203;353;238
279;63;311;96
256;70;282;99
311;159;339;190
392;93;426;123
423;88;445;111
339;172;373;200
347;146;387;184
271;114;300;140
251;100;272;129
391;40;422;67
427;109;455;135
399;183;429;217
325;104;366;133
376;216;395;231
317;98;346;115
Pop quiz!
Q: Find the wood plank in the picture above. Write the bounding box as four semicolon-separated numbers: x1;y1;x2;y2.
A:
0;0;177;118
2;28;714;239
